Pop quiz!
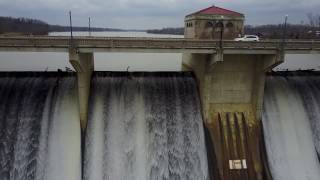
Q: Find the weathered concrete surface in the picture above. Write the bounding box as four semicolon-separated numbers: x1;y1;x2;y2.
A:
69;48;94;131
184;12;244;39
0;36;320;54
183;53;280;180
183;53;280;120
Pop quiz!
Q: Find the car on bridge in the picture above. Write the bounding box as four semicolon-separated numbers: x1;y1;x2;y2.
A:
234;35;260;42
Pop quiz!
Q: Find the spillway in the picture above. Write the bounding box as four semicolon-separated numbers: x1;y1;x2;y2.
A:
84;72;209;180
0;73;81;180
2;71;320;180
263;73;320;180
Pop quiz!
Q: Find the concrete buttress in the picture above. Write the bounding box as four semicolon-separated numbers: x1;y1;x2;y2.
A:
182;52;283;180
69;48;94;131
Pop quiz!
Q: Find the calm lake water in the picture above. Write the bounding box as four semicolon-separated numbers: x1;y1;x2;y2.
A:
0;31;319;71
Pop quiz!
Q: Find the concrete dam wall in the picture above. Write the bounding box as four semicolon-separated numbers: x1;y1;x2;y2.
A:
0;72;320;180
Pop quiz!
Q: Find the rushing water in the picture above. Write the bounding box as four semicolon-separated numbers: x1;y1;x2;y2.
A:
84;72;209;180
0;72;208;180
2;71;320;180
0;73;81;180
263;74;320;180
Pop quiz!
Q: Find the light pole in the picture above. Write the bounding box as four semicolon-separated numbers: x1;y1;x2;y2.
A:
282;15;288;46
88;17;91;36
220;21;224;49
215;20;224;49
69;11;74;47
219;16;225;49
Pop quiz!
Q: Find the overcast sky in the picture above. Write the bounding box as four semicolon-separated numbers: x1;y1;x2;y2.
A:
0;0;320;29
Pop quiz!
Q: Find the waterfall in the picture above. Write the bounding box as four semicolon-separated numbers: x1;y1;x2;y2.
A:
6;71;320;180
0;73;81;180
263;74;320;180
84;72;209;180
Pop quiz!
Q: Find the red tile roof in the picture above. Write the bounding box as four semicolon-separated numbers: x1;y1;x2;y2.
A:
188;6;244;17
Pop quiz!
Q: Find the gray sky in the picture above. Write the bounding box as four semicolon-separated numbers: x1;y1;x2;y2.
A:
0;0;320;29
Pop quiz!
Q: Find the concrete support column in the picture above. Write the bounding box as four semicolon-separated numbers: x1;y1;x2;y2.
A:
182;53;283;180
69;48;94;131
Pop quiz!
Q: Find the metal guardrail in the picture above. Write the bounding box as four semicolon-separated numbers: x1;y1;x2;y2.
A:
0;36;320;52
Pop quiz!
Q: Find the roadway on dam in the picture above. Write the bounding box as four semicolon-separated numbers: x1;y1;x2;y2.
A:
0;36;320;54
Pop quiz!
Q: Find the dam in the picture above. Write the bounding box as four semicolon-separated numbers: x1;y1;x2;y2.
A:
1;5;320;180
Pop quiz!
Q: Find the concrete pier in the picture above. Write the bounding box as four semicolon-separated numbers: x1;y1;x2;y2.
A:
181;6;289;179
183;52;282;179
69;48;94;131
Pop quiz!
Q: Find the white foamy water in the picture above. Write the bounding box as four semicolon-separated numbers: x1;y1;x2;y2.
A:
44;78;81;180
84;72;209;180
0;74;81;180
263;75;320;180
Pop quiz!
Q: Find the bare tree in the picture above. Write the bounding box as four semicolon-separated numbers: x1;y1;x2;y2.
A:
306;13;320;27
307;13;315;26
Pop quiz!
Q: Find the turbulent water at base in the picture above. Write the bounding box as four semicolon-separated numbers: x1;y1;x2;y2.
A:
84;72;208;180
0;73;81;180
263;74;320;180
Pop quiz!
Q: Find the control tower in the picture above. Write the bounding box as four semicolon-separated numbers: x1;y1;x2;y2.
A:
182;6;278;180
184;5;245;39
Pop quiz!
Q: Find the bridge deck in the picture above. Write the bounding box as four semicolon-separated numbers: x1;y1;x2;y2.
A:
0;36;320;54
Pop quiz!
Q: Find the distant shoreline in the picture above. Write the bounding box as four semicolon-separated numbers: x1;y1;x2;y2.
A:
0;16;145;36
2;16;320;39
146;27;184;35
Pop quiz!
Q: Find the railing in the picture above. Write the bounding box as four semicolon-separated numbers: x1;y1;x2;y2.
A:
0;36;320;52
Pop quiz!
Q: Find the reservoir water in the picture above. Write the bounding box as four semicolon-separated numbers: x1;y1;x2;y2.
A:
0;31;319;72
0;31;183;72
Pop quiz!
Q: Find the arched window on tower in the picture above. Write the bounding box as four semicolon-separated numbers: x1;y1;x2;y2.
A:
215;22;224;28
206;21;214;28
214;21;224;32
226;22;235;37
226;22;234;28
204;21;215;38
186;22;193;28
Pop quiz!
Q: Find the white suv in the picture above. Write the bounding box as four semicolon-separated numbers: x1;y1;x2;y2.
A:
234;35;259;41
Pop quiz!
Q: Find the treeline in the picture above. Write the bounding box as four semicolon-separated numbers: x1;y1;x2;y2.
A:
147;27;184;35
0;16;49;35
245;24;320;39
49;25;125;32
0;16;129;35
147;24;320;39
